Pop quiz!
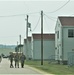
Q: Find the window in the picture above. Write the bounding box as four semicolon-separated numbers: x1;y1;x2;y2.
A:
57;31;59;39
68;29;74;38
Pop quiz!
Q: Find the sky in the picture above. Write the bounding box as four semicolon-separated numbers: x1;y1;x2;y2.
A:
0;0;74;45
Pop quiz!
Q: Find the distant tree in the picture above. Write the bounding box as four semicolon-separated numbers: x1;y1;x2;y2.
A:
1;53;4;57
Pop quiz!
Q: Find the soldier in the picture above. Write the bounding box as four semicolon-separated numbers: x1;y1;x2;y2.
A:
14;52;19;68
0;55;2;63
20;53;26;68
9;53;14;68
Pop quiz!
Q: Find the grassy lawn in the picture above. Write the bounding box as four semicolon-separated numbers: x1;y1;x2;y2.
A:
25;60;74;75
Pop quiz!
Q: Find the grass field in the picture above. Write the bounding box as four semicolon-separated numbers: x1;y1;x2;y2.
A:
0;48;15;56
25;60;74;75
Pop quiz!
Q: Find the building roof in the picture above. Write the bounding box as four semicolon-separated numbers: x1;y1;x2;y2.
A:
58;16;74;26
32;34;55;40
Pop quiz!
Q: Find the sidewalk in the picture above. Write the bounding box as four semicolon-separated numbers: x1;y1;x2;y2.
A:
0;58;53;75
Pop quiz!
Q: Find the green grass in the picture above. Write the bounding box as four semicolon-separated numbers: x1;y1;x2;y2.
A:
0;48;15;56
25;60;74;75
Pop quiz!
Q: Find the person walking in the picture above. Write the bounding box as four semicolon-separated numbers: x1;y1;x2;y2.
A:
20;53;26;68
14;52;19;68
9;53;14;68
0;55;2;63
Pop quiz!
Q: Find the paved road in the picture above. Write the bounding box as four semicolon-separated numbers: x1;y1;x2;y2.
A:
0;58;52;75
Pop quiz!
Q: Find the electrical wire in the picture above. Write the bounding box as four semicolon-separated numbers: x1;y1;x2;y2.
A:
31;16;40;32
24;2;40;15
26;12;40;15
0;12;40;17
44;13;57;32
44;16;50;32
0;36;19;38
0;35;24;38
44;15;56;33
0;14;25;17
44;14;57;21
46;0;70;13
44;15;57;19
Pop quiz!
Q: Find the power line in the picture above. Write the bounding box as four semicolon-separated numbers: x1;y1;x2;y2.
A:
0;36;18;38
46;0;70;13
0;14;25;17
44;14;57;21
44;13;57;32
44;15;57;19
26;12;40;15
0;36;24;38
0;12;40;17
23;2;30;14
44;16;50;32
31;16;40;32
44;15;56;33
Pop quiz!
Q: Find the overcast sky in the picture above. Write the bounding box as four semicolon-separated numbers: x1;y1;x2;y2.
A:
0;0;74;45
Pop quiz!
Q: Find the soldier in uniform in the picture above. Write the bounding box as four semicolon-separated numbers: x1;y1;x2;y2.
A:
0;55;2;63
20;53;26;68
14;52;19;68
9;53;14;68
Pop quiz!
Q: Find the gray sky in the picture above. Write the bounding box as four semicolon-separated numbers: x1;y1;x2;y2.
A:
0;0;74;45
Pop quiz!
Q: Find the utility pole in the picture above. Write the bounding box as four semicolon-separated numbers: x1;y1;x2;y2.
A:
41;10;43;65
26;15;28;39
17;41;18;52
26;15;29;60
17;41;18;46
19;35;21;52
